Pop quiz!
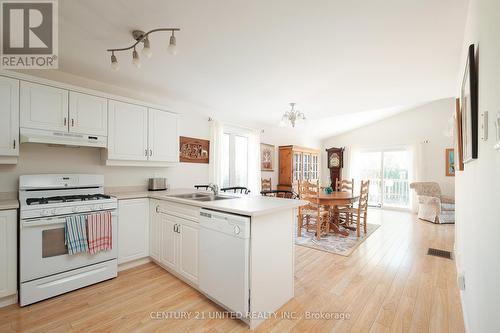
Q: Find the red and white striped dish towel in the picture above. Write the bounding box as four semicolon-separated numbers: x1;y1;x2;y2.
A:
87;211;112;254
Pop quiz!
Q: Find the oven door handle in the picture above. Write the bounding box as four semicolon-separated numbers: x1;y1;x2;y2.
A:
21;218;66;228
21;212;117;228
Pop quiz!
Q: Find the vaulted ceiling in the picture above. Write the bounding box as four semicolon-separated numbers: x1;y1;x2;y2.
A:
43;0;469;138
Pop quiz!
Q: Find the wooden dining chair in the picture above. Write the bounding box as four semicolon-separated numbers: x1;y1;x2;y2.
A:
261;178;272;192
336;178;354;195
220;186;251;194
297;180;330;240
335;178;355;216
338;180;370;237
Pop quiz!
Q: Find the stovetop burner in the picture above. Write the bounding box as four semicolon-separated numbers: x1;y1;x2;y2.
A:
26;194;111;206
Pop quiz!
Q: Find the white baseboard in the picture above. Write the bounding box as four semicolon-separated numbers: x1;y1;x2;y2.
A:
118;257;151;272
0;294;18;308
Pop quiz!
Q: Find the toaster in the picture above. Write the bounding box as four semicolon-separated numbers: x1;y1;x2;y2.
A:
148;178;167;191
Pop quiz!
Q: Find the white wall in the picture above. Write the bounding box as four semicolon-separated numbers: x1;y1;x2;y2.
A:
0;71;210;192
455;0;500;332
320;98;456;197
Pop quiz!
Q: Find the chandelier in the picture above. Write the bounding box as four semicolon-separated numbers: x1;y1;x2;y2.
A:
279;103;306;128
107;28;180;70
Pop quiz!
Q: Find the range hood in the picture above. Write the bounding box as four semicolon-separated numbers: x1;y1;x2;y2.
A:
20;128;107;148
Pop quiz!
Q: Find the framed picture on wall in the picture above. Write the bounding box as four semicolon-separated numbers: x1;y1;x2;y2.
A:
179;136;210;163
454;98;465;171
461;44;479;163
260;143;275;171
445;148;455;177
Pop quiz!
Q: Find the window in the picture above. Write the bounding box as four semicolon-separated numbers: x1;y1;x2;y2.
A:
222;132;249;188
351;148;412;208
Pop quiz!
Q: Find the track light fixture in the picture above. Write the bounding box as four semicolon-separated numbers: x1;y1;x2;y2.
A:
107;28;180;71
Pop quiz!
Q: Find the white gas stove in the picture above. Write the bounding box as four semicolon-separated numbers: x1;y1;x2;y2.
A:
18;174;118;306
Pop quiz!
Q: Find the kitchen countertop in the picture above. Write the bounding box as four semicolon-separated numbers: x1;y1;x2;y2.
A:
0;192;19;210
106;187;306;217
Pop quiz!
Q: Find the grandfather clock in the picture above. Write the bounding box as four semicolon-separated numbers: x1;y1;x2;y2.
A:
326;147;344;190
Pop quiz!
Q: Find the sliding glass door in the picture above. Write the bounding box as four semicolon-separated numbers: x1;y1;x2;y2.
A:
351;148;411;209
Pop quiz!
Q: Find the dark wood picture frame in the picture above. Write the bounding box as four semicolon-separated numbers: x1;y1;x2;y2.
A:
461;44;478;163
179;136;210;163
454;98;464;171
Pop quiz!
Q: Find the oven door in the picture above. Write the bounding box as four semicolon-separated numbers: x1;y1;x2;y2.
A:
20;211;118;283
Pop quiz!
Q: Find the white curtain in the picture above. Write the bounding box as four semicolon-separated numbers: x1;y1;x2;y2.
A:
208;119;224;187
247;129;261;195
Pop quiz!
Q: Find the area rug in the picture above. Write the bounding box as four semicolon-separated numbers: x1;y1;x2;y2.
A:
295;223;381;256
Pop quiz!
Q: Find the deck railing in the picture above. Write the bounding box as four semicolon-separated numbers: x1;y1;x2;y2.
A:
367;178;410;208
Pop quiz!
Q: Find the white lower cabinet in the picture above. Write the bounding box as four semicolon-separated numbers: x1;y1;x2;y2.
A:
159;213;177;271
178;220;199;284
118;198;149;264
0;210;17;298
150;200;199;285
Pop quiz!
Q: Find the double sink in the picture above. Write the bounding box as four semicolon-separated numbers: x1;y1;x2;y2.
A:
167;192;237;202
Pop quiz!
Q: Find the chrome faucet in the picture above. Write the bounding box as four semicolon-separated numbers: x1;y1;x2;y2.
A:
208;183;219;196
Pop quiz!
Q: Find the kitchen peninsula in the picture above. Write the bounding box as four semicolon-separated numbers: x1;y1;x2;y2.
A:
108;187;304;329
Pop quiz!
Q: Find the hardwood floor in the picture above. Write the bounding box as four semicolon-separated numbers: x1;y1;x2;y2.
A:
0;209;464;332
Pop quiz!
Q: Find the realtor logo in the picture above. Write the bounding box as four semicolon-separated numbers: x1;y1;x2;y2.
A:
1;0;58;69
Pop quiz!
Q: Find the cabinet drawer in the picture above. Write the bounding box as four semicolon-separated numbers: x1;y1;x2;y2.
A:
155;200;200;222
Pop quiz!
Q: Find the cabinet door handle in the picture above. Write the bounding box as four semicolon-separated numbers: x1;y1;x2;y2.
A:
149;149;152;157
155;205;160;213
145;149;148;157
64;117;67;126
173;224;177;233
71;118;74;127
13;139;16;149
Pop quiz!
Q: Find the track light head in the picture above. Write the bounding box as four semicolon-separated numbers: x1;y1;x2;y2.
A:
142;37;152;59
168;32;177;55
132;48;141;68
110;53;119;71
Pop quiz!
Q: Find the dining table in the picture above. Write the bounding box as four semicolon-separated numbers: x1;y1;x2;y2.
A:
318;191;359;236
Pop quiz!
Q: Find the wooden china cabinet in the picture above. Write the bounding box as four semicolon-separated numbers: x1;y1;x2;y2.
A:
278;145;320;191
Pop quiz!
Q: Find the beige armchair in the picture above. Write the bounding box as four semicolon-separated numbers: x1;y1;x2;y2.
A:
410;182;455;224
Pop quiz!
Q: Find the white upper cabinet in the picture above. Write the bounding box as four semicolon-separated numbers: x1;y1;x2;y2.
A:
106;104;179;165
107;100;148;161
148;108;179;162
0;77;19;159
69;92;107;136
20;81;68;132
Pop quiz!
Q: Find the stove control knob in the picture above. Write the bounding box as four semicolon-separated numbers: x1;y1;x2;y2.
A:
99;204;104;210
41;209;50;216
73;207;81;213
234;225;241;235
